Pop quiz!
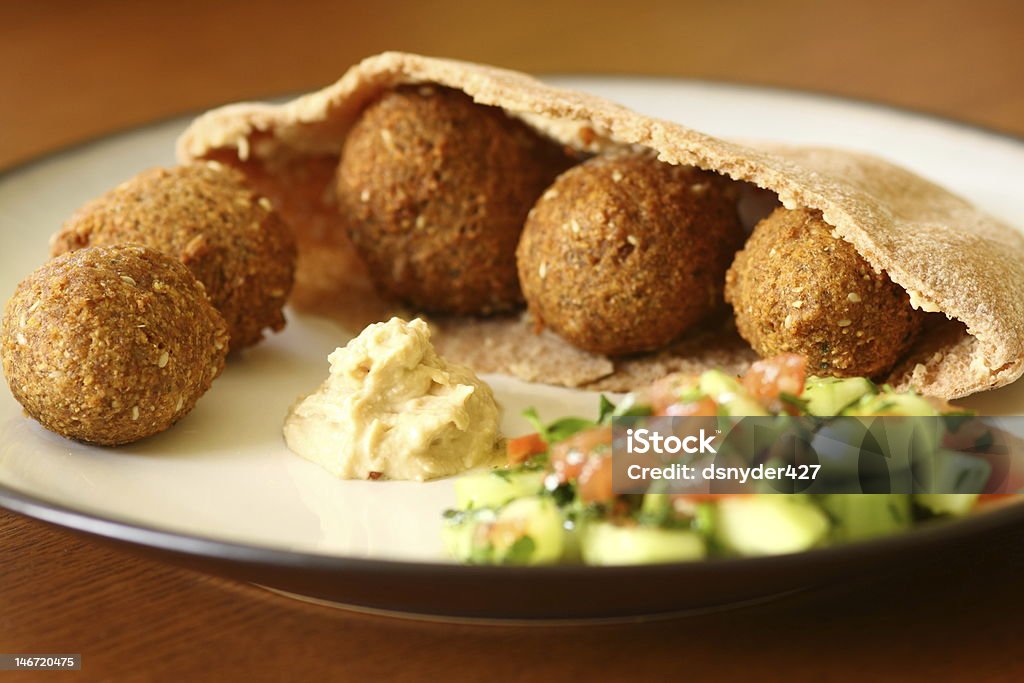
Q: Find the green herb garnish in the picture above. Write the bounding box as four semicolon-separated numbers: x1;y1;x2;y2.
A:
503;535;537;564
523;407;594;444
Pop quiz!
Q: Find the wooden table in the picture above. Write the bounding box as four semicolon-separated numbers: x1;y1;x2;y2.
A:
2;1;1023;680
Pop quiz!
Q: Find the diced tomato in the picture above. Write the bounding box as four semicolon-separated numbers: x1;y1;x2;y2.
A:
976;494;1021;506
550;426;612;484
742;353;807;409
647;374;698;415
507;432;547;464
485;518;528;549
941;418;993;452
944;424;1024;493
578;454;615;504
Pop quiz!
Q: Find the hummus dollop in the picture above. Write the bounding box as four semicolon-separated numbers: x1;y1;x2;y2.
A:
284;317;502;481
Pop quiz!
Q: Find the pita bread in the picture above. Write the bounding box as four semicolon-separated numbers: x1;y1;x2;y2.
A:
177;52;1024;399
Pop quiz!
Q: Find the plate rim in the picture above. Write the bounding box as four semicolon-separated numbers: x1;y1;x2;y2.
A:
3;76;1024;579
3;477;1024;577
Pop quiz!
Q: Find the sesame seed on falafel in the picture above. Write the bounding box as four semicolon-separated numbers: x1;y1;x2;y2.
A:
1;244;229;446
517;149;745;356
725;207;924;378
337;85;576;316
51;163;296;351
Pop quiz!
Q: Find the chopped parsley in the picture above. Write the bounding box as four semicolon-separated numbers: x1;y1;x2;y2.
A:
522;407;594;444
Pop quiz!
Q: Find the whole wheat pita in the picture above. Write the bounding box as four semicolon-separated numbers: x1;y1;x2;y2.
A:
177;52;1024;399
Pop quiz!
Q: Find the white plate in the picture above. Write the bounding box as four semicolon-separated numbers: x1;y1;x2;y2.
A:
2;78;1024;571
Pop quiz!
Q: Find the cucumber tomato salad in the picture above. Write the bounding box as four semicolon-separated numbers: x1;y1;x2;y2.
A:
443;354;1017;566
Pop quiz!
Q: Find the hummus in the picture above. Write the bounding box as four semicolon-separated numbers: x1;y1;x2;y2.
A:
284;317;502;481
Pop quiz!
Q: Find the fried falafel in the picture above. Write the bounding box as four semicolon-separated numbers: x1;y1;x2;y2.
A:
1;245;229;446
336;85;576;315
725;207;924;378
51;162;296;351
516;150;745;356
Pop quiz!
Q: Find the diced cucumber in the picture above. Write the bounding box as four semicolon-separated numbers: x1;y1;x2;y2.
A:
698;369;742;398
721;396;770;417
720;416;790;463
582;521;706;565
698;370;769;416
803;376;876;416
560;519;583;563
714;496;829;556
442;496;567;565
640;493;672;519
818;494;911;541
441;508;496;564
922;448;991;496
849;392;938;417
454;468;546;509
491;497;566;564
914;493;979;516
810;415;942;493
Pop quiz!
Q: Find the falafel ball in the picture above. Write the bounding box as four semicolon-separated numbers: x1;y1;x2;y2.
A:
51;162;296;351
336;85;576;315
516;150;745;356
1;245;229;446
725;207;923;378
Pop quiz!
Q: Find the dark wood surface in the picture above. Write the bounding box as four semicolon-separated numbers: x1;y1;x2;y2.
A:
2;1;1024;680
2;515;1024;681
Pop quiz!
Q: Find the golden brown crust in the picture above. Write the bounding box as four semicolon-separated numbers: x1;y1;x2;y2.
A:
726;208;924;378
0;245;229;446
338;85;574;315
518;150;743;355
176;52;1024;398
51;163;296;351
